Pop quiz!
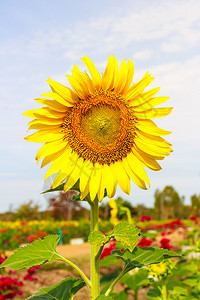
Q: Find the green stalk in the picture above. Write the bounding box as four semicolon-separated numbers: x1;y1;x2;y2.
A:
90;197;100;299
105;268;127;296
161;280;167;300
55;253;91;288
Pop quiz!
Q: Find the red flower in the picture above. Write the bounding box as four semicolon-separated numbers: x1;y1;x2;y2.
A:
160;238;172;249
100;240;116;260
140;215;152;222
190;216;198;225
137;238;153;248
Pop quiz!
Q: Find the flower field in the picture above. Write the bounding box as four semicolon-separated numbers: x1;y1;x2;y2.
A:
0;217;200;299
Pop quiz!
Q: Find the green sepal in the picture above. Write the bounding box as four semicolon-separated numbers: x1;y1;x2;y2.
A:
112;247;181;271
0;235;60;270
88;231;110;247
27;277;86;300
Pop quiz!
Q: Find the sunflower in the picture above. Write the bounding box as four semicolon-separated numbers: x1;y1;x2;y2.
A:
23;55;172;202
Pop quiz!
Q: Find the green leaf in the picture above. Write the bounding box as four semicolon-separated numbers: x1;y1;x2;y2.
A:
96;296;113;300
111;222;140;252
88;231;110;247
99;255;120;267
120;269;149;291
111;291;128;300
0;235;60;270
27;277;86;300
112;247;181;270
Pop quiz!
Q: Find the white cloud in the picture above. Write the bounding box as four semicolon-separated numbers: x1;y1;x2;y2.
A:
133;50;152;60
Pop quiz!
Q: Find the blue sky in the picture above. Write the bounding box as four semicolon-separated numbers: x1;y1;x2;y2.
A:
1;0;200;212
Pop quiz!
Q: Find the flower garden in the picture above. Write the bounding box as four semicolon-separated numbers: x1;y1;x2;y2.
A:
0;215;200;299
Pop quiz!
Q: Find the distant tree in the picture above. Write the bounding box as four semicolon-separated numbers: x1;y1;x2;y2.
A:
48;191;83;220
190;194;200;217
154;186;184;219
14;200;40;220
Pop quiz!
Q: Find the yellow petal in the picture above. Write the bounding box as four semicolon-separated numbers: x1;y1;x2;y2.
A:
52;151;78;188
121;59;134;94
79;160;93;192
80;181;90;200
110;161;130;194
44;147;72;180
102;165;117;198
126;152;150;187
122;158;147;190
134;107;173;119
97;175;105;202
114;60;128;94
72;64;95;94
131;96;169;111
124;72;154;101
89;163;103;201
66;75;87;99
28;124;60;131
132;146;162;171
41;92;74;107
46;78;78;103
36;140;68;162
33;107;66;119
136;131;172;148
136;120;171;136
28;117;64;126
41;148;66;168
102;55;115;90
81;56;102;90
24;130;65;143
64;157;84;191
34;98;69;112
129;87;160;107
135;138;170;157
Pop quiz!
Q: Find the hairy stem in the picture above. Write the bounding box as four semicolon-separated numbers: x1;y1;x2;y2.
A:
55;253;91;287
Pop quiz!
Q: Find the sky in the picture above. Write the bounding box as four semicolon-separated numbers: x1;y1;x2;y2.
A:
0;0;200;212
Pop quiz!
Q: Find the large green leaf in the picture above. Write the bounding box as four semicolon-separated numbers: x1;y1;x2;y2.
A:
0;235;60;270
27;277;86;300
112;247;181;270
88;231;109;247
111;222;140;252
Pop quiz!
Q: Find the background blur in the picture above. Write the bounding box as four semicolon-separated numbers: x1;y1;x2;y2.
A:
1;0;200;212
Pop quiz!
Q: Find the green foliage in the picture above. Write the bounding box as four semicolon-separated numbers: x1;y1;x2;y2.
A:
112;247;181;271
111;222;140;252
96;296;113;300
88;222;140;252
14;200;40;221
154;186;184;219
27;277;86;300
111;291;128;300
0;235;60;269
120;269;149;291
99;255;120;268
88;231;109;247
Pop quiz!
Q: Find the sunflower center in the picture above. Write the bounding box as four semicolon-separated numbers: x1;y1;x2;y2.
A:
62;90;136;164
80;104;121;147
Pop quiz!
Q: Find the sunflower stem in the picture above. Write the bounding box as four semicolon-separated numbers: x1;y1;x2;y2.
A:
90;197;100;299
